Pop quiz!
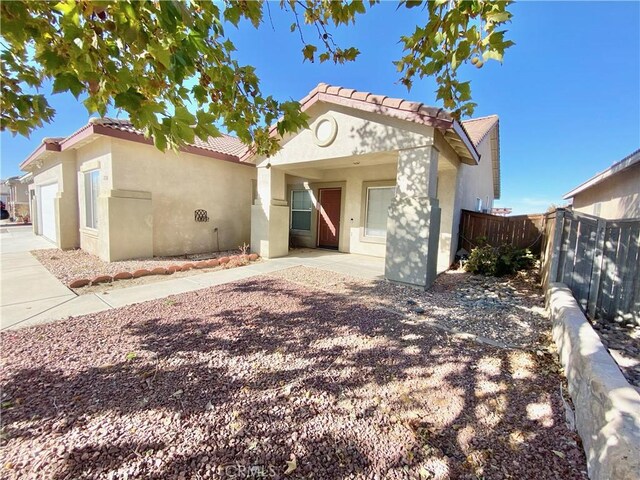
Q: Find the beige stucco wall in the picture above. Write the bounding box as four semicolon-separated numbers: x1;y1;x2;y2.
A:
29;135;256;262
287;161;398;257
76;136;113;259
252;103;470;279
31;152;80;249
456;131;496;214
572;163;640;219
262;103;436;169
109;138;256;258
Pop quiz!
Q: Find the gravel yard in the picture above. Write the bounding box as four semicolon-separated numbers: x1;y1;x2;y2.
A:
31;248;246;289
1;268;587;479
590;318;640;389
270;266;548;349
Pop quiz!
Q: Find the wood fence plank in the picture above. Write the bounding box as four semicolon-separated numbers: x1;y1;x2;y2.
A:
587;218;607;318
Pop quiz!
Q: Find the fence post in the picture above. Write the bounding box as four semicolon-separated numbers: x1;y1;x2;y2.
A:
587;218;607;318
548;209;565;283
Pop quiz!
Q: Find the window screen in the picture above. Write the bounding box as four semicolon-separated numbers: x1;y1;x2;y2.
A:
365;186;395;238
84;170;99;229
291;190;312;231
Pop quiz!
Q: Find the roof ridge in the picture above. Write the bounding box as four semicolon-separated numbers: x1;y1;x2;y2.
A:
462;114;499;123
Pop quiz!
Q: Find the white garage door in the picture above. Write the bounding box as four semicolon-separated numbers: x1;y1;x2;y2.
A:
39;183;58;243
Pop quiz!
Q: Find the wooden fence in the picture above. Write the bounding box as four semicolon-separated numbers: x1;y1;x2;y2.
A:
458;209;546;253
541;209;640;324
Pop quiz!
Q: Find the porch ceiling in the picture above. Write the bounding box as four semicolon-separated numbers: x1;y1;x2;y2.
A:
280;151;396;176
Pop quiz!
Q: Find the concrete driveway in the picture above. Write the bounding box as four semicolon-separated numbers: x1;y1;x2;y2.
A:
0;226;80;330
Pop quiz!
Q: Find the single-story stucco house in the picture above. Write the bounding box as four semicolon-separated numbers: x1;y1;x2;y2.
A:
20;118;256;261
22;83;501;289
563;148;640;219
245;83;501;288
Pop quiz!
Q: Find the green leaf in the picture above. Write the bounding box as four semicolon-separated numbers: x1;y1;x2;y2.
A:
302;44;317;63
483;50;504;62
52;73;84;98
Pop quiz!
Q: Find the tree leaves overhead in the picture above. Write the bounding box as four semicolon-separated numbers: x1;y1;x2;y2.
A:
395;0;515;118
0;0;514;155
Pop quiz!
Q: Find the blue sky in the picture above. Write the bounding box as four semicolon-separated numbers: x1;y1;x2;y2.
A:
1;1;639;214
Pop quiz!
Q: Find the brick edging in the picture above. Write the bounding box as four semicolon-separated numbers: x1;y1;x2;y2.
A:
68;253;260;289
548;282;640;480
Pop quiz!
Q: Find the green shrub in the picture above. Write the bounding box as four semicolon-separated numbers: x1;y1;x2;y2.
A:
465;244;535;276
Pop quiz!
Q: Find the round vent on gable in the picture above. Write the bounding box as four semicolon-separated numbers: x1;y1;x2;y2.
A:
313;114;338;147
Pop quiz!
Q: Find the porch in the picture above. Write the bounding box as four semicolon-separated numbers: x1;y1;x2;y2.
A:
252;151;463;287
248;91;478;289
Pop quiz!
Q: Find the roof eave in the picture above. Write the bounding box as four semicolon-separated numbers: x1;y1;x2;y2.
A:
20;142;61;171
21;122;250;171
563;149;640;199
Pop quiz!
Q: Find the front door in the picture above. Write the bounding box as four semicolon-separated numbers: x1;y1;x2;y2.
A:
317;188;341;249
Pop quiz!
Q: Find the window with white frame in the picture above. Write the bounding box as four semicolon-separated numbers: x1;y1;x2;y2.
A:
84;170;99;229
290;189;312;231
364;186;395;238
593;202;602;217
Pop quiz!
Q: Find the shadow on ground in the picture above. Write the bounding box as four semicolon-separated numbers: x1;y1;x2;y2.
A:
1;274;587;479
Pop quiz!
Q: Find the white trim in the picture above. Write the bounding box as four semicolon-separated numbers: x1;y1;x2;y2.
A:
84;169;100;229
290;189;312;232
364;185;396;240
312;114;338;147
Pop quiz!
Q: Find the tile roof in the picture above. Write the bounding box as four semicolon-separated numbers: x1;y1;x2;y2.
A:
91;117;247;158
461;115;499;147
242;82;483;165
297;83;455;125
21;118;248;169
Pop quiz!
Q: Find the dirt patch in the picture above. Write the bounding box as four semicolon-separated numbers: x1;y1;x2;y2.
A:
1;275;586;479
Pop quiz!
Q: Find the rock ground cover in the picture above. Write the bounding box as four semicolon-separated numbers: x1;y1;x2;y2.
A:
270;267;548;350
0;269;587;479
590;318;640;389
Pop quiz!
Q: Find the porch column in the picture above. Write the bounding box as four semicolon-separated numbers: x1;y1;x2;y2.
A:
385;146;441;288
251;166;289;258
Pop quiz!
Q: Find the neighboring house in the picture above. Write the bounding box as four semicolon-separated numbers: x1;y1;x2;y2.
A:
0;180;8;206
1;175;31;221
20;118;255;261
245;83;501;288
491;207;512;216
564;149;640;219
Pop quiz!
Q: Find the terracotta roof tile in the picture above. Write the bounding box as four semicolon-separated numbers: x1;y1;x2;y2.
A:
326;86;342;95
92;118;247;157
461;115;499;147
382;97;404;109
398;100;422;112
337;88;356;98
351;91;371;101
368;94;387;104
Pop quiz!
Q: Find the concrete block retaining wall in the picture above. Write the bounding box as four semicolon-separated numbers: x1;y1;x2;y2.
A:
548;283;640;480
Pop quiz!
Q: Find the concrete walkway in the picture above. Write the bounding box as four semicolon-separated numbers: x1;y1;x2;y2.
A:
1;229;384;331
